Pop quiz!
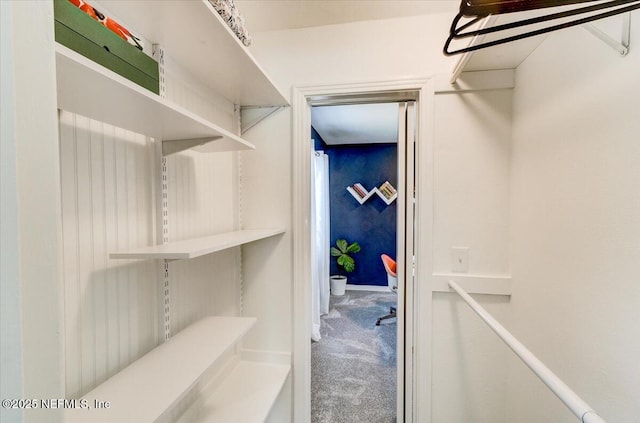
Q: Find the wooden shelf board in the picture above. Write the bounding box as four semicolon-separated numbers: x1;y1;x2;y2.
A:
98;0;289;107
110;228;285;260
65;316;257;423
191;361;290;423
55;43;254;152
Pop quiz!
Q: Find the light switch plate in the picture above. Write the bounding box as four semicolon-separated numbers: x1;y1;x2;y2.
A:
451;247;469;273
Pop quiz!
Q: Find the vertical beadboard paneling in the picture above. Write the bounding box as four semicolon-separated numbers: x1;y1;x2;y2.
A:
89;118;108;386
59;40;244;400
60;112;82;397
59;111;156;397
75;114;96;393
102;123;120;379
113;126;130;367
166;150;240;333
125;136;140;362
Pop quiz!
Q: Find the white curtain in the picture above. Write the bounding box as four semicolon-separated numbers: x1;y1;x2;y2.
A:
311;149;330;341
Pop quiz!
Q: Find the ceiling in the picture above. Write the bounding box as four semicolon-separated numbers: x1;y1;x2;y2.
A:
234;0;538;146
312;103;399;145
234;0;457;33
233;2;453;146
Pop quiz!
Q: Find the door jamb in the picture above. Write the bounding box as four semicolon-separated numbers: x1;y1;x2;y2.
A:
291;79;434;423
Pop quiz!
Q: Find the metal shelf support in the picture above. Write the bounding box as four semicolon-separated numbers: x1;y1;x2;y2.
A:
583;12;631;56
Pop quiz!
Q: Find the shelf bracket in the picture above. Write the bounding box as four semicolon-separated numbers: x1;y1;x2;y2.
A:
583;12;631;56
162;136;223;156
450;12;632;84
240;106;283;134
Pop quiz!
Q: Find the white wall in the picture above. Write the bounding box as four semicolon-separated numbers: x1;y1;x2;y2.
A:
430;87;513;422
240;109;293;423
433;89;512;276
247;11;515;422
249;13;456;95
508;12;640;422
240;109;292;353
6;3;66;422
1;2;23;423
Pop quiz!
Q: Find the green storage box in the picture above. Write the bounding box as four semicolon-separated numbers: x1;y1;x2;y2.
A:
54;0;159;94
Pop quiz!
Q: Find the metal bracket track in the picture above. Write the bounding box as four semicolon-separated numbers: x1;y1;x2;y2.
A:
153;44;172;342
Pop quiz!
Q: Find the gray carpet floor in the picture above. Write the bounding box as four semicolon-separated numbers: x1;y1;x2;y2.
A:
311;290;397;423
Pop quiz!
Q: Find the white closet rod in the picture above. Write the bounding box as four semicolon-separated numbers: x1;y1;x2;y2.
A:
447;279;607;423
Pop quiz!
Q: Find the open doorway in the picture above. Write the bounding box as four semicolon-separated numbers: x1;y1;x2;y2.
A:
291;82;426;423
306;98;416;422
310;102;400;422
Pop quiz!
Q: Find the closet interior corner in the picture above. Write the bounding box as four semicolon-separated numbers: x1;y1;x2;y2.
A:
54;0;290;421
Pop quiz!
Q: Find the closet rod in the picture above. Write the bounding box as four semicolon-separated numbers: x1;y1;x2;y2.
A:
448;280;607;423
444;0;640;55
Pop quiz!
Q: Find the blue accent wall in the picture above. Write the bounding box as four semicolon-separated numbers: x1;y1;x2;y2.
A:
313;128;397;286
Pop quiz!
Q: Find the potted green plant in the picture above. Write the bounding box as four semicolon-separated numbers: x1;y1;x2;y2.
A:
329;239;361;295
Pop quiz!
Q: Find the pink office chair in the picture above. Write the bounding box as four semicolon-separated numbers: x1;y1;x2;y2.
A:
376;254;397;326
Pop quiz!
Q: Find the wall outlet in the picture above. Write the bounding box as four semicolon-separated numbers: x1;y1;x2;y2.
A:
451;247;469;273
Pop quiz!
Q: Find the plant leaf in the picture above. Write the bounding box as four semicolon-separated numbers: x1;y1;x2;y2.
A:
336;239;347;253
346;242;360;254
330;247;342;257
342;256;355;272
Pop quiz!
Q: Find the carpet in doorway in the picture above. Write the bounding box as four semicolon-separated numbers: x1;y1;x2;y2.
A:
311;290;397;423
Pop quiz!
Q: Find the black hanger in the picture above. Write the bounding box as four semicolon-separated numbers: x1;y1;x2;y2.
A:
444;0;640;55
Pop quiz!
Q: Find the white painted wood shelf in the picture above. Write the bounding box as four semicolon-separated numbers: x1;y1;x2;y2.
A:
98;0;289;107
450;14;547;83
55;43;254;155
110;228;285;261
65;316;256;423
347;182;397;205
346;185;376;205
187;361;290;423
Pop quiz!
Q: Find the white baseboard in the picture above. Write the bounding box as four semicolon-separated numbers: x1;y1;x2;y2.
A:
346;284;389;292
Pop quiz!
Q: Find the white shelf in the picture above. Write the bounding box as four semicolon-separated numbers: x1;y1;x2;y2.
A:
376;181;398;205
376;188;397;205
450;14;547;82
55;43;254;155
189;361;290;423
98;0;289;107
346;185;376;205
65;316;257;423
347;182;397;205
110;228;285;261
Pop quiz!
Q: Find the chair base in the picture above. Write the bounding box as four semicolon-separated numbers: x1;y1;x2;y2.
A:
376;306;396;326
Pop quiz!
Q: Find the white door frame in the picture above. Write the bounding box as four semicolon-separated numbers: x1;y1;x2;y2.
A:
291;78;435;423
